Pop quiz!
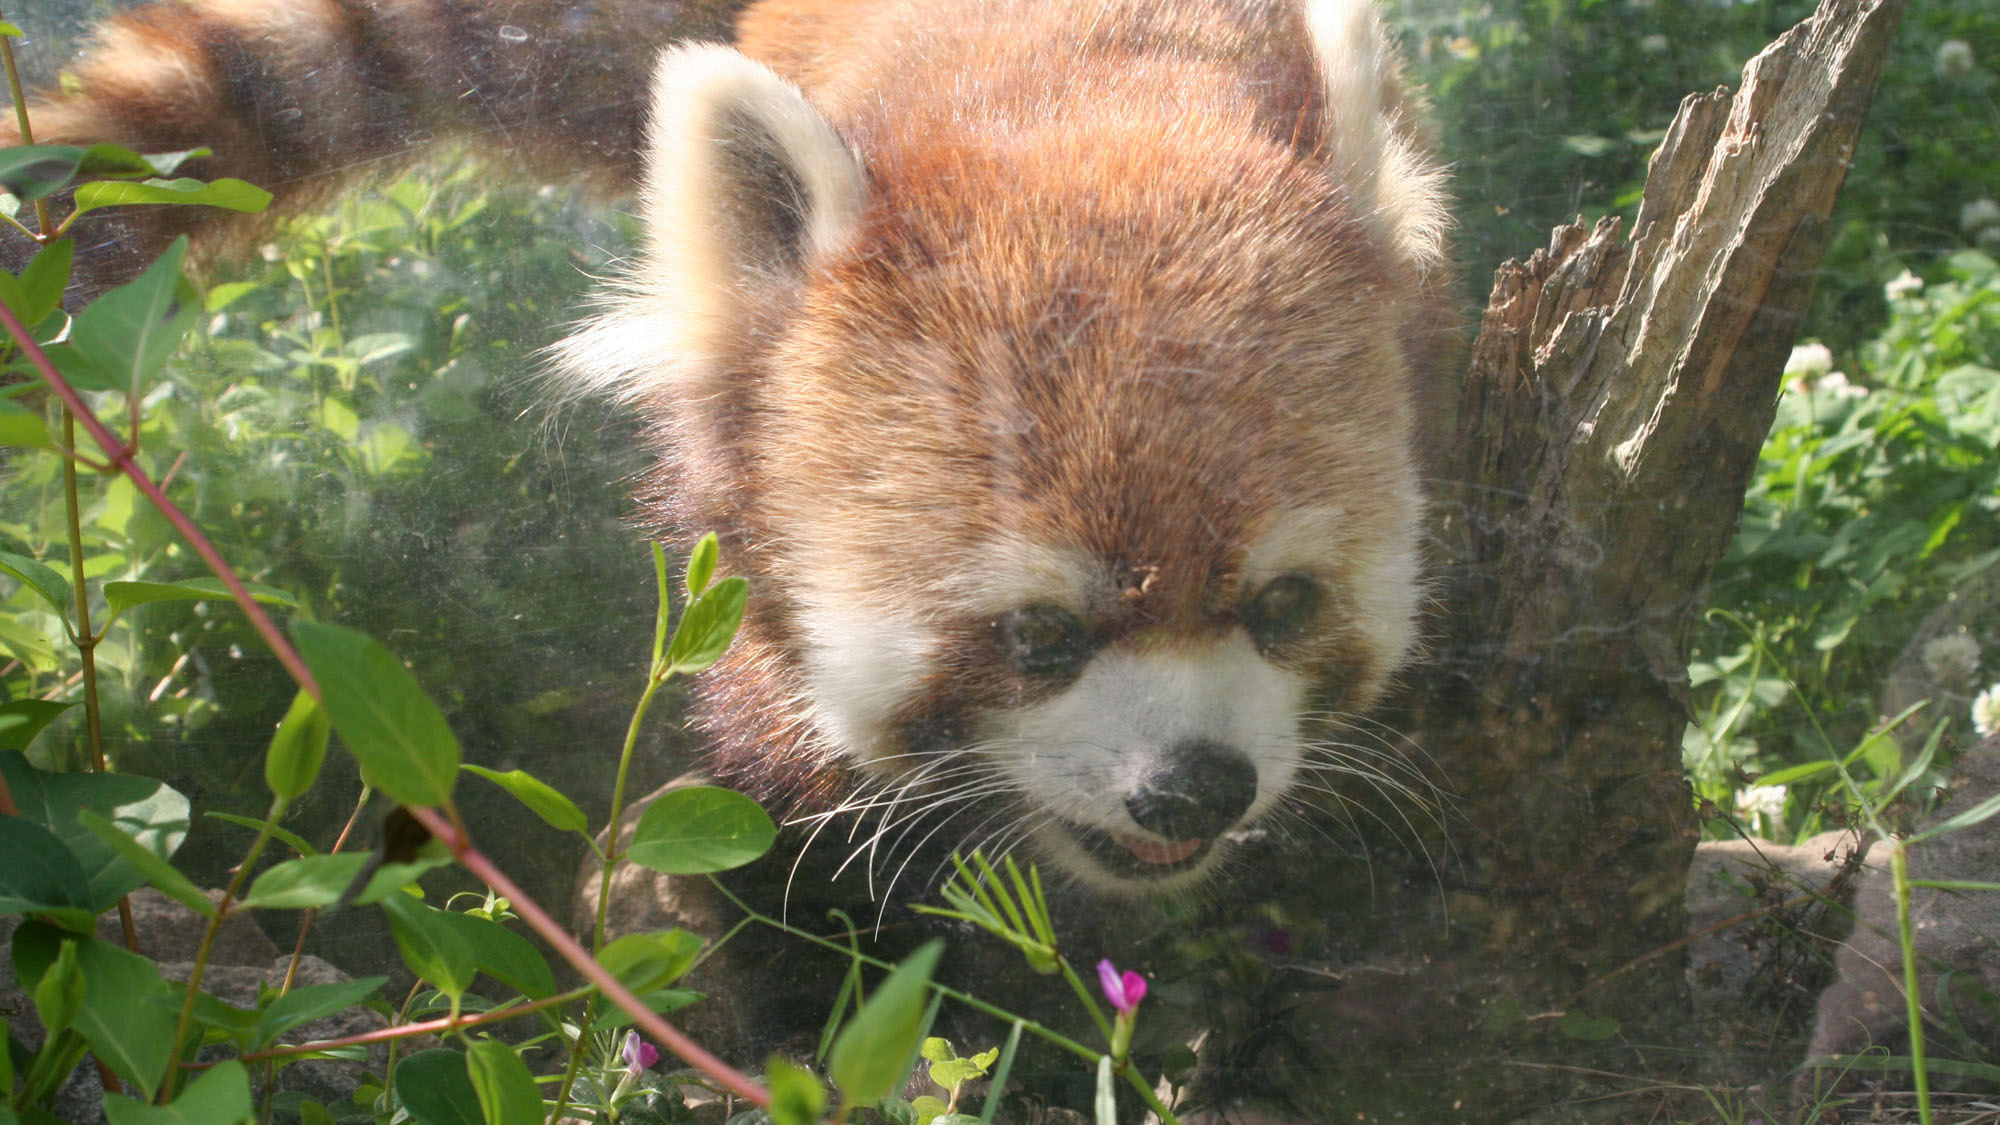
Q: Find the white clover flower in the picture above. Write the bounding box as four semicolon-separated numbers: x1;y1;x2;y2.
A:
1735;784;1788;822
1639;34;1669;53
1884;269;1924;301
1785;341;1834;379
1935;39;1975;78
1963;197;2000;237
1974;684;2000;738
1922;633;1981;683
1817;370;1868;398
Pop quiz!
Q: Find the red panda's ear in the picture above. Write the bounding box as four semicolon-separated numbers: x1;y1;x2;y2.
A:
1302;0;1450;280
553;46;865;403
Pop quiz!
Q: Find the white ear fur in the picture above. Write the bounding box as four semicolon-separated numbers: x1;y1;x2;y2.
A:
1302;0;1450;277
553;45;866;402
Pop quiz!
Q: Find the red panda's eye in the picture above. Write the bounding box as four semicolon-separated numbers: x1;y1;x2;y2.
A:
996;605;1092;683
1244;574;1322;650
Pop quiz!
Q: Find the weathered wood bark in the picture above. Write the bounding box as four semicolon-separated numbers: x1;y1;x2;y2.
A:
1201;0;1908;1116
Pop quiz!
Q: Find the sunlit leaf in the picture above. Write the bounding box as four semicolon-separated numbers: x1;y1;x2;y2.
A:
625;786;774;875
291;621;460;807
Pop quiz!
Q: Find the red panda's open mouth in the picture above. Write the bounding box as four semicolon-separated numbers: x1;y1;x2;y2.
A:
1064;821;1215;879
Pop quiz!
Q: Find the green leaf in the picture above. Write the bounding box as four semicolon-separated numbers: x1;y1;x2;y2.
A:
1913;790;2000;844
923;1037;996;1091
460;764;586;834
381;894;476;998
63;237;199;394
0;699;74;750
252;975;388;1050
665;576;748;673
16;238;73;324
463;1039;543;1125
180;991;260;1046
424;909;556;999
238;854;370;909
828;941;943;1106
591;988;702;1032
70;176;272;219
685;533;719;599
205;811;318;857
101;1059;254;1125
626;786;775;875
765;1056;827;1125
0;549;71;614
12;923;175;1099
0;815;93;924
74;809;216;920
0;750;191;913
291;621;461;807
75;144;211;179
0;145;87;201
239;849;446;910
103;577;296;622
32;938;83;1033
396;1049;483;1125
0;400;55;452
265;690;331;800
596;930;703;994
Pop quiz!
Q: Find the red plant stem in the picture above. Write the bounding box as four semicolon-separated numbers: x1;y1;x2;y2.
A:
238;986;593;1062
1;295;769;1109
404;805;771;1109
0;300;318;698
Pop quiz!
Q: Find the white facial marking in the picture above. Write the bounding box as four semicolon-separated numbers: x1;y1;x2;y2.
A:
948;537;1107;618
794;595;937;765
985;635;1308;892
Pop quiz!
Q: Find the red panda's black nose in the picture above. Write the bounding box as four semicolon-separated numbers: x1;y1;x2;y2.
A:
1126;741;1259;841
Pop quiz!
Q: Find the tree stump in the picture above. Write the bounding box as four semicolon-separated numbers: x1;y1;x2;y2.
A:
1209;0;1909;1115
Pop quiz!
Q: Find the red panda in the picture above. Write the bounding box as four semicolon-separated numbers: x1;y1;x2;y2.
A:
8;0;1450;901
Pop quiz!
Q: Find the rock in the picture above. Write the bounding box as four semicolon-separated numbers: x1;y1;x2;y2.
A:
1800;738;2000;1092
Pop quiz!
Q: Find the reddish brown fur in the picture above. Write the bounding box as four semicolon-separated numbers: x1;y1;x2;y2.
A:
12;0;1452;822
638;0;1447;806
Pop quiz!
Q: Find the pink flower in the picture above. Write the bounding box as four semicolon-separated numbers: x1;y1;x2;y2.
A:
1097;959;1147;1014
621;1031;659;1074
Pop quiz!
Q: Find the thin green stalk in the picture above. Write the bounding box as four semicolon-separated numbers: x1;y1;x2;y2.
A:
58;409;139;955
551;546;680;1123
705;877;1182;1125
160;793;289;1100
1889;842;1933;1125
0;7;55;239
59;411;107;775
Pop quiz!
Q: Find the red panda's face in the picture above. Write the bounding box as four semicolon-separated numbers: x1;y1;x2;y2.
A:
750;142;1428;894
557;22;1448;897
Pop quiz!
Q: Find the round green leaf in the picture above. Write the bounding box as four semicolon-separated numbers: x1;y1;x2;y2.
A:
626;786;775;875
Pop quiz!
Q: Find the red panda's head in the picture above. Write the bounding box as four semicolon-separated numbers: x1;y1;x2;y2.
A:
556;0;1449;897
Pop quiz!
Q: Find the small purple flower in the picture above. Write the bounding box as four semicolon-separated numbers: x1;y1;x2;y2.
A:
621;1031;659;1074
1096;959;1147;1014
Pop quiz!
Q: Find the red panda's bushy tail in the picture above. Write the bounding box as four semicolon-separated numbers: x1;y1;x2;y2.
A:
3;0;754;288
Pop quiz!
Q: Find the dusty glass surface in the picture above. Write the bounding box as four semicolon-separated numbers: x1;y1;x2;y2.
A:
1;0;1995;1121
